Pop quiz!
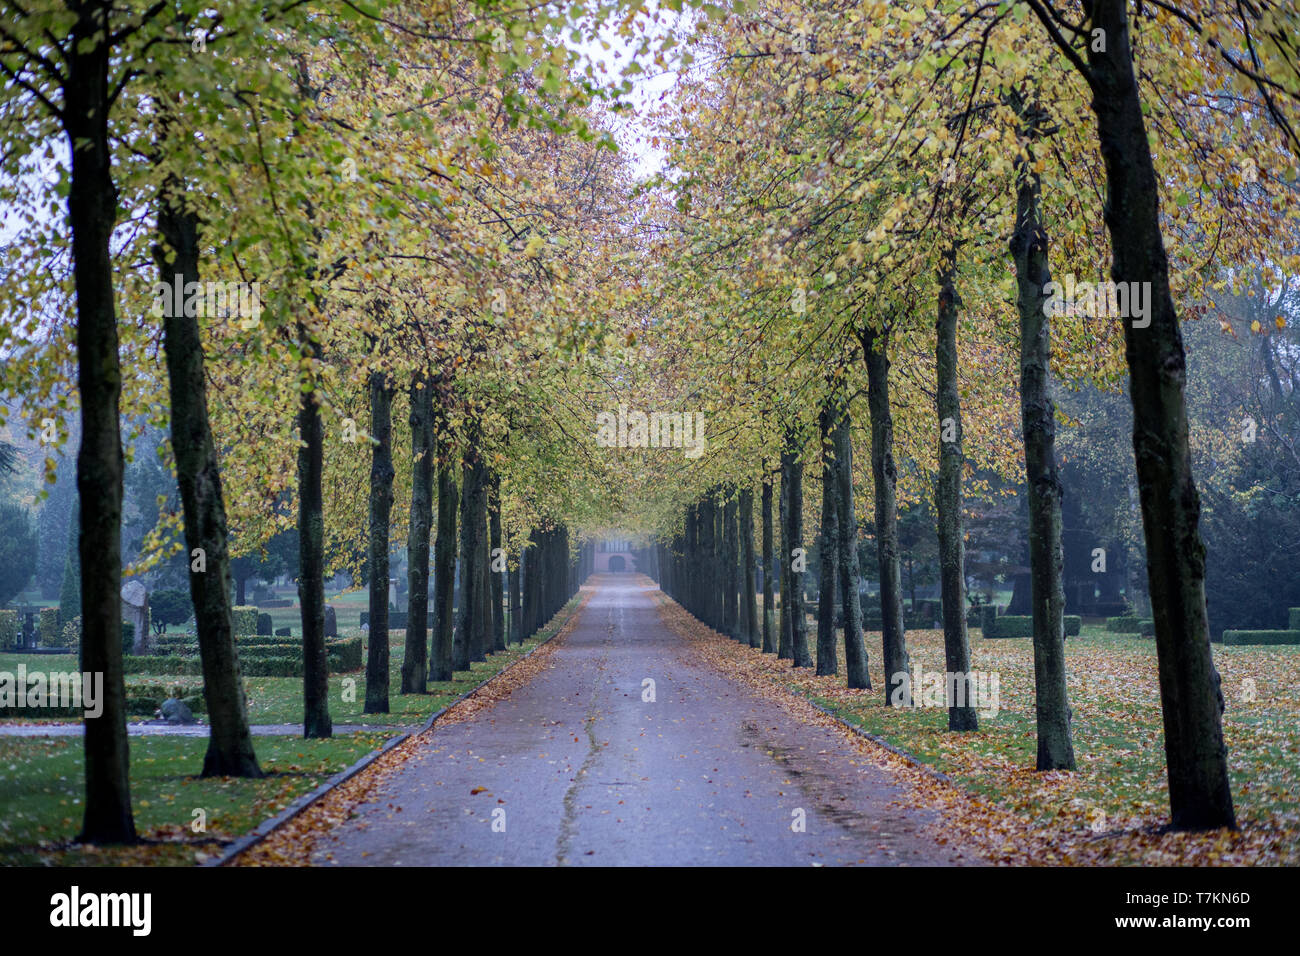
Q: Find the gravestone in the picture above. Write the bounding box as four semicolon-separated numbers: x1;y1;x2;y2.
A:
388;578;398;611
121;581;149;655
324;605;337;638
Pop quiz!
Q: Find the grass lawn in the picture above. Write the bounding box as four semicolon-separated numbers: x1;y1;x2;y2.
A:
0;596;580;865
0;734;389;866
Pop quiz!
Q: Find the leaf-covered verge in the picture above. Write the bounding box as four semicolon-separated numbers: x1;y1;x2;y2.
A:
655;593;1300;865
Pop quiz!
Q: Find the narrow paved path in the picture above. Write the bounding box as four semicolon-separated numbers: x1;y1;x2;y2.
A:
314;575;969;866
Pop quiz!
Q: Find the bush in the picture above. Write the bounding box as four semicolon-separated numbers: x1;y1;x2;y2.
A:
122;656;204;676
1064;615;1082;637
1105;616;1143;633
231;606;258;636
1140;619;1155;637
1290;608;1300;631
331;635;363;671
120;638;360;675
1222;629;1300;646
61;615;81;648
149;589;192;633
984;613;1034;639
0;608;18;647
38;607;60;647
257;612;273;635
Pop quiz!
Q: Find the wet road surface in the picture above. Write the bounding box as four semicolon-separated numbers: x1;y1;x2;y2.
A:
313;575;967;866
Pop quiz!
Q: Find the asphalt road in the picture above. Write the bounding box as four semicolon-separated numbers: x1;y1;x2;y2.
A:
313;575;967;866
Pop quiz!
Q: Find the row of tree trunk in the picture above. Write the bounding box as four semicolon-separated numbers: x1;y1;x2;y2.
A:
362;389;589;713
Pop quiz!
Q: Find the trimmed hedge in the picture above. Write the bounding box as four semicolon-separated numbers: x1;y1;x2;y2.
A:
38;607;60;647
983;611;1033;639
1064;615;1082;637
231;606;258;636
1289;608;1300;631
117;636;363;675
1105;615;1144;633
1222;629;1300;646
1140;619;1154;637
0;609;18;647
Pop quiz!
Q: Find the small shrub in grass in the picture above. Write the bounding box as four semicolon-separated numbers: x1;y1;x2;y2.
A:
984;614;1033;638
231;606;258;636
1105;615;1143;633
61;616;80;648
38;607;60;647
331;635;363;671
1140;619;1154;637
0;608;18;647
1064;615;1082;637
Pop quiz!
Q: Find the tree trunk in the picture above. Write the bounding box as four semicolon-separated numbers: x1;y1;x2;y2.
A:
762;470;775;653
783;432;811;667
488;471;505;652
833;403;871;690
153;174;263;775
863;327;911;705
1009;138;1073;763
936;253;979;732
778;469;792;660
739;486;757;647
473;476;490;660
364;370;394;713
723;491;738;639
401;373;432;693
67;10;133;841
430;422;457;681
1084;0;1234;828
297;326;331;739
817;399;839;676
508;551;522;645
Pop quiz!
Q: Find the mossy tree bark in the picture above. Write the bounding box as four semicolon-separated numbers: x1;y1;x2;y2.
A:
298;325;331;739
489;471;505;652
739;486;758;648
936;254;979;732
430;435;458;682
1010;135;1072;763
1074;0;1233;827
761;470;775;653
154;173;263;773
66;1;134;843
364;369;394;714
817;397;840;676
401;373;432;694
833;402;871;690
783;431;811;668
862;326;911;705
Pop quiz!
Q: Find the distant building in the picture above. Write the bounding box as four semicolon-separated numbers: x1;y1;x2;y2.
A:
594;538;638;573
